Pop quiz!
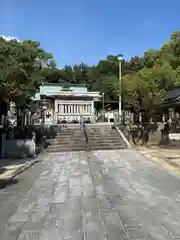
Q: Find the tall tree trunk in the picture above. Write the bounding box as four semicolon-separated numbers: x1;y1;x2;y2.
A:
16;106;24;127
0;99;8;126
160;122;170;145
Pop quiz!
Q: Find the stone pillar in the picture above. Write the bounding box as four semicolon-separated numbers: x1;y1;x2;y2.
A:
52;100;55;124
80;105;83;115
169;108;174;120
54;100;58;124
91;100;95;123
67;104;69;114
74;104;76;114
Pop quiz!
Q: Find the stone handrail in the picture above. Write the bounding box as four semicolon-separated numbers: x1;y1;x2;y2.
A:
81;121;90;152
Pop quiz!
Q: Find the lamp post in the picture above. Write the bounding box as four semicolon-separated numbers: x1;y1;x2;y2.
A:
117;55;123;124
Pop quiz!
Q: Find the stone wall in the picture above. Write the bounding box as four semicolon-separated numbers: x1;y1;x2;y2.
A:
1;134;36;158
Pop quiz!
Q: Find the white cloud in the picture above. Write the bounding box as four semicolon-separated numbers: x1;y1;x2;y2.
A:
0;35;20;42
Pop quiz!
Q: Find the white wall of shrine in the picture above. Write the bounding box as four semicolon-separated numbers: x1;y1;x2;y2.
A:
43;98;96;124
54;99;94;123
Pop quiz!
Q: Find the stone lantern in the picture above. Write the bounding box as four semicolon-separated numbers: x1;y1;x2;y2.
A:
40;98;51;124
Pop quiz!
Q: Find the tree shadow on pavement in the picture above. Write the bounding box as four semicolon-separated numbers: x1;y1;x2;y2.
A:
0;166;7;175
0;178;19;189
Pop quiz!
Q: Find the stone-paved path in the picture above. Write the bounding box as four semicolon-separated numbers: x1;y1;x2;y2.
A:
1;150;180;240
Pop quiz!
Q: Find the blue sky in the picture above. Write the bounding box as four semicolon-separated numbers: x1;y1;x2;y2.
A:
0;0;180;68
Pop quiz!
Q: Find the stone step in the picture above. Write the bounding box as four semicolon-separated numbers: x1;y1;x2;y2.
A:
54;135;84;139
88;136;120;140
55;132;84;135
56;133;83;136
52;136;85;139
46;127;86;152
90;145;125;150
89;129;117;131
89;141;121;145
50;140;86;144
89;131;116;133
88;131;118;134
89;142;122;146
47;146;85;152
46;148;85;152
91;135;117;139
89;138;120;141
47;144;85;149
90;142;125;146
53;139;85;143
88;133;119;136
48;143;86;147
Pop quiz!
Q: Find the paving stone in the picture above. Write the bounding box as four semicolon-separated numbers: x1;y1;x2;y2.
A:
17;229;43;240
48;198;81;219
83;215;105;240
22;209;48;231
40;230;63;240
1;149;180;239
69;186;82;197
126;227;151;239
122;217;144;229
58;215;83;238
82;173;92;185
82;196;99;218
53;186;69;203
0;222;24;240
82;183;95;197
8;211;31;223
96;194;115;210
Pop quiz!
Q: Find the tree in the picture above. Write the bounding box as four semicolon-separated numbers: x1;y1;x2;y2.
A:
40;67;67;84
91;74;118;101
123;67;174;108
0;37;55;111
37;30;180;113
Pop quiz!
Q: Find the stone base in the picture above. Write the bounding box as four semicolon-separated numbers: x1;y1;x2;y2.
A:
1;135;36;158
169;133;180;141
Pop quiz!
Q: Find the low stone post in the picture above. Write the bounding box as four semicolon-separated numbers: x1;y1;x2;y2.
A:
1;133;6;158
160;122;169;145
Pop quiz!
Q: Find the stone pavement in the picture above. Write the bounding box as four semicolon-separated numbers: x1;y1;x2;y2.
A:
0;159;38;182
1;150;180;239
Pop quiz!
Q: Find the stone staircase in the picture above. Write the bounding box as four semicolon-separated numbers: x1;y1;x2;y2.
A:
87;125;127;150
46;126;86;152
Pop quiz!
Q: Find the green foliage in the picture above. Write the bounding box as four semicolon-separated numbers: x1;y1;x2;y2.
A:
49;31;180;110
2;31;180;113
120;31;180;110
0;37;55;106
44;31;180;111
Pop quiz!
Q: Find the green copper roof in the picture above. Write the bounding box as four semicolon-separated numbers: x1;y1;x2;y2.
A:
33;83;88;101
